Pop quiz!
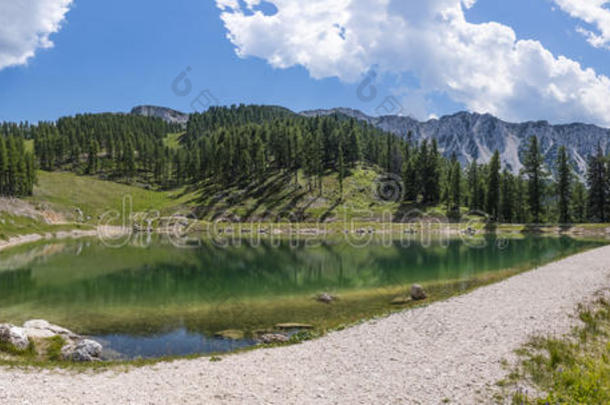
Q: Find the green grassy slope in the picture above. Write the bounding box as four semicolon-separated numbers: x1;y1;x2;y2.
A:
28;171;198;222
184;164;435;222
5;168;607;234
12;165;433;227
21;167;474;225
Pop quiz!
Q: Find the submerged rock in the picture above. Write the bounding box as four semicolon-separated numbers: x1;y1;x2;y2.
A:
258;333;289;344
0;324;30;351
390;296;412;306
410;284;428;301
214;329;245;340
61;339;102;362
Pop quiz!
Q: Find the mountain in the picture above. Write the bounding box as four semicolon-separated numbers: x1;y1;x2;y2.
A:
300;108;610;178
131;105;189;125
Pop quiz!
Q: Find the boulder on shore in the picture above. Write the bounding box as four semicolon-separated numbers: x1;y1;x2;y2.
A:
316;293;337;304
61;339;103;362
22;319;79;340
258;333;289;344
410;284;428;301
0;324;30;351
1;319;104;362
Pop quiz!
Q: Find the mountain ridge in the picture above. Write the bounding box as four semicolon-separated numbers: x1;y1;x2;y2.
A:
130;105;190;125
299;108;610;178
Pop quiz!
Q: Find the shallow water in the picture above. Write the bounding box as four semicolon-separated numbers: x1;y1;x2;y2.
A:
0;235;602;359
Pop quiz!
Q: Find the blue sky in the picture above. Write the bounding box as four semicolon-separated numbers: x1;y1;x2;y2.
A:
1;0;609;126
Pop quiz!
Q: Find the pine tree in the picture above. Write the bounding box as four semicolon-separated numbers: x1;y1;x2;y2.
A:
486;150;501;221
337;141;345;199
252;134;266;183
586;144;607;222
416;140;429;202
6;137;18;195
86;139;99;174
347;126;362;167
571;181;587;223
418;139;441;205
447;154;461;219
25;152;35;195
427;139;441;204
403;158;418;202
122;138;136;178
314;129;324;194
500;169;514;223
555;146;571;224
514;175;527;223
467;161;482;211
524;136;544;224
0;136;7;195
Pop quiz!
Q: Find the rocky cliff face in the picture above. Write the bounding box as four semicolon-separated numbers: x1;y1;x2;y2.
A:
301;108;610;178
131;105;189;125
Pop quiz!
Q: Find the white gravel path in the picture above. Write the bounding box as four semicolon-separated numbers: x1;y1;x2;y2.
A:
2;245;610;405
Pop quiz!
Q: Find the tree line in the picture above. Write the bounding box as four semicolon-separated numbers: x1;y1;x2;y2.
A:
417;135;607;224
1;105;609;224
0;130;36;197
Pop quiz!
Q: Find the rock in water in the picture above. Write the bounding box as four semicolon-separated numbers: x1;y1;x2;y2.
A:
214;329;245;340
61;339;103;362
259;333;289;344
410;284;427;301
0;324;29;351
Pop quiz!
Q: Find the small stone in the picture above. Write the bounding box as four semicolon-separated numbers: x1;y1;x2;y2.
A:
316;293;336;304
410;284;428;301
258;333;289;344
275;323;314;330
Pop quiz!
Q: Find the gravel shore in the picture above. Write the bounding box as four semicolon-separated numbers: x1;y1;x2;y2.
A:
1;245;609;404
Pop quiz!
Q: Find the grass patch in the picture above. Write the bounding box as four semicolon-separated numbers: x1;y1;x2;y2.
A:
45;336;66;362
29;171;197;223
0;340;36;358
163;132;185;150
497;295;610;404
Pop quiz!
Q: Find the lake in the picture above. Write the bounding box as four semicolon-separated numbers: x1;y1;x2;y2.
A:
0;235;603;359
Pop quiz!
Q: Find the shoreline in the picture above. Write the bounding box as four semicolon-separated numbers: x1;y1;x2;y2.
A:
0;245;608;403
1;222;608;255
0;226;130;253
0;229;97;253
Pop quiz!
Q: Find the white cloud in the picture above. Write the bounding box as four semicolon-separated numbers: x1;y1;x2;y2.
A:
0;0;73;70
217;0;610;127
552;0;610;49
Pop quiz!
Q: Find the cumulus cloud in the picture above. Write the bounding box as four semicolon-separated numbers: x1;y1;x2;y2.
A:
553;0;610;49
0;0;73;70
217;0;610;127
